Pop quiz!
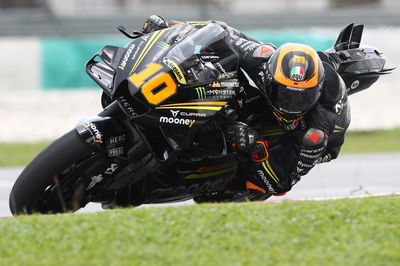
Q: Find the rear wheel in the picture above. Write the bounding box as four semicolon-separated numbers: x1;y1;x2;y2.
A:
9;130;96;215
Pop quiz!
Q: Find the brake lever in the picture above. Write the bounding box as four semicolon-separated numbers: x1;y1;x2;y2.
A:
117;25;144;39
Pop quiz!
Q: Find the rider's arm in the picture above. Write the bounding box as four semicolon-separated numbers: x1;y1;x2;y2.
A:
142;15;267;45
229;123;326;195
229;102;349;196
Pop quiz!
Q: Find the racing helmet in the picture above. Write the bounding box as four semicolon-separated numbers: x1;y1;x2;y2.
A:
266;43;325;128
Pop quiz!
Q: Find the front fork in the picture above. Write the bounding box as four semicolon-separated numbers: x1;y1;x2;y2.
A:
73;100;153;201
73;101;132;194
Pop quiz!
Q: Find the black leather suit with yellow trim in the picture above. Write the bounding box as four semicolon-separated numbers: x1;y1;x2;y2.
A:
233;47;351;195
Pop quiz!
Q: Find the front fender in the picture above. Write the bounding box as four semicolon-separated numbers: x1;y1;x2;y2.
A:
75;116;124;149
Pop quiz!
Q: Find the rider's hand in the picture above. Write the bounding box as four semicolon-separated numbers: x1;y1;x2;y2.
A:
142;15;169;34
227;122;269;161
227;122;258;152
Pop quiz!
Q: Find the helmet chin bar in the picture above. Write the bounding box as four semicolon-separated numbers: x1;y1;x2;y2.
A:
272;110;303;131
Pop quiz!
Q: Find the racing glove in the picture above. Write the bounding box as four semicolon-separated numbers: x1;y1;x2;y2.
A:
227;122;258;152
142;15;169;33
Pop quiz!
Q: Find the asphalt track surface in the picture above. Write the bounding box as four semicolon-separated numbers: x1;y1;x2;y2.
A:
1;152;399;217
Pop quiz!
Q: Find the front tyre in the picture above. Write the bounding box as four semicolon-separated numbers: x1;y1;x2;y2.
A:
9;130;95;215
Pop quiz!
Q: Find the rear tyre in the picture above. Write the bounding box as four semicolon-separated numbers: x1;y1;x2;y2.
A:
9;130;95;215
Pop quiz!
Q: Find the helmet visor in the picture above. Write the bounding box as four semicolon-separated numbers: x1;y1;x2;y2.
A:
268;82;321;117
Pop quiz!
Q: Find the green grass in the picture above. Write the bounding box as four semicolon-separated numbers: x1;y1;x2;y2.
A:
341;128;400;153
0;128;399;167
0;141;50;167
0;195;399;266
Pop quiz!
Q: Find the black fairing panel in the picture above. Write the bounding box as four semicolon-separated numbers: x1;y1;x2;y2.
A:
319;23;394;95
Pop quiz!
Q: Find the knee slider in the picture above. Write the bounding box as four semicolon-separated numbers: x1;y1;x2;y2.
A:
302;128;326;147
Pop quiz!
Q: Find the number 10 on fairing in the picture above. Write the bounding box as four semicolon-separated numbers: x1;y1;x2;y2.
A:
128;63;177;105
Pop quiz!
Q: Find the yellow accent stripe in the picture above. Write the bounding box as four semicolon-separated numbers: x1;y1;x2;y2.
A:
262;161;280;184
129;29;166;75
334;124;345;130
159;101;227;107
155;106;222;111
184;166;237;179
261;132;285;137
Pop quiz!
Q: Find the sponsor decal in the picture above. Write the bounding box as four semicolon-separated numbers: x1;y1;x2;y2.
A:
245;95;261;104
159;116;195;127
180;111;206;117
129;40;144;67
301;146;325;154
355;50;366;57
237;98;243;108
218;71;236;80
253;45;274;58
195;86;206;99
86;174;103;190
108;147;124;157
118;43;136;70
286;86;304;92
201;55;220;61
216;62;226;73
243;42;258;52
165;26;181;43
300;152;321;159
167;109;207;118
258;70;266;83
256;170;276;193
350;80;360;89
260;45;274;55
195;86;235;100
296;166;305;173
335;99;344;115
175;25;194;43
156;41;169;50
105;163;118;175
118;96;138;117
235;39;245;46
150;177;224;196
220;80;239;88
80;121;103;143
306;131;321;145
170;110;180;117
207;89;235;97
292;55;306;65
109;135;126;145
290;66;305;81
164;58;186;84
211;82;221;87
297;161;314;168
278;107;302;115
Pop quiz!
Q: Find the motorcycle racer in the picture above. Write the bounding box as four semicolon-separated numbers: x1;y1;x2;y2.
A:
142;15;351;200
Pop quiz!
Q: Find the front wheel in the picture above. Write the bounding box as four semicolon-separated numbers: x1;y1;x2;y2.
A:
9;130;96;215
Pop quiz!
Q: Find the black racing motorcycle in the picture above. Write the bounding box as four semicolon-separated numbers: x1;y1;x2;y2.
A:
9;22;392;215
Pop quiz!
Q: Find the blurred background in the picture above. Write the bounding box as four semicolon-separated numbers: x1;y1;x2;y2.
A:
0;0;399;141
